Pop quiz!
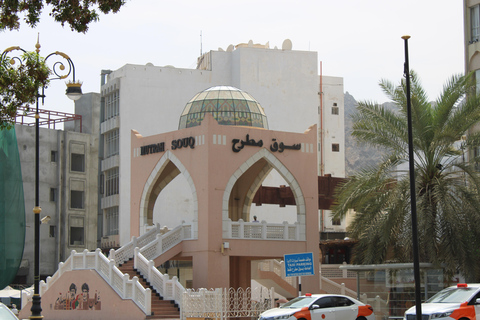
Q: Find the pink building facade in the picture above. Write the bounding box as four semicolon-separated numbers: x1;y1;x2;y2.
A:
130;114;320;293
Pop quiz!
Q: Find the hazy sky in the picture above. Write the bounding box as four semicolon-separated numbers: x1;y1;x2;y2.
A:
2;0;464;116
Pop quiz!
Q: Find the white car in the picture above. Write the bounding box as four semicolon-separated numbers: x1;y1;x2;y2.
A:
404;283;480;320
0;303;19;320
258;293;375;320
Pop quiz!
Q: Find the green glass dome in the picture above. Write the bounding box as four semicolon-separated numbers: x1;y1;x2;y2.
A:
179;86;268;129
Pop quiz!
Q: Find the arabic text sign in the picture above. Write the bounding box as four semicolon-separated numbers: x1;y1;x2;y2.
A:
284;252;314;277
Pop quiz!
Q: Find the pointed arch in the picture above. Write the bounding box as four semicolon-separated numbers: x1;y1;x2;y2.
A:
469;51;480;71
139;150;198;236
222;148;306;238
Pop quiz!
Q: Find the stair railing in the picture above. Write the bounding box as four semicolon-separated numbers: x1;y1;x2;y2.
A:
109;223;171;266
319;275;357;298
134;247;185;308
138;222;193;261
257;260;297;287
22;249;151;315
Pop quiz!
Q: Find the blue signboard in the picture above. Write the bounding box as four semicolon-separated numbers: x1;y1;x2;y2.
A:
284;252;314;277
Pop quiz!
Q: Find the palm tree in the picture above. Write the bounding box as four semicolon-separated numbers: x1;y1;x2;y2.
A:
333;71;480;281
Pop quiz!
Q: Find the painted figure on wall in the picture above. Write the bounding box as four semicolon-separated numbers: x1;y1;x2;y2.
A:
54;282;101;311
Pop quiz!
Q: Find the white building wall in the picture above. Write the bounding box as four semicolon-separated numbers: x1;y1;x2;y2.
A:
319;76;346;232
102;42;344;245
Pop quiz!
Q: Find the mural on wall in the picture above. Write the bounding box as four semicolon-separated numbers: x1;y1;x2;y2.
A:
54;282;101;310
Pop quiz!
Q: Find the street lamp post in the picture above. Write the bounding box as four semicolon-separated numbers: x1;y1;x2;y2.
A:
2;39;82;319
402;35;422;320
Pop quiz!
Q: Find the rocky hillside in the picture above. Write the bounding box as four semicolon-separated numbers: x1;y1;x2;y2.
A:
344;92;389;176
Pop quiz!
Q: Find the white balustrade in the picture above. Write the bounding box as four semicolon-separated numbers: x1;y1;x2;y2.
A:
224;219;302;240
109;223;163;266
257;259;297;287
133;247;185;308
22;248;151;315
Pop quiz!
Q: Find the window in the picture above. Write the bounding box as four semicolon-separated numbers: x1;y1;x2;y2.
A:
51;150;57;162
333;296;354;307
71;153;85;172
332;218;341;226
332;143;340;152
50;188;57;202
476;70;480;95
49;225;56;238
314;297;335;308
475;147;480;171
105;129;119;158
71;190;84;209
70;227;84;246
472;5;480;43
104;90;119;121
105;168;119;196
99;173;104;195
105;207;119;235
331;103;339;115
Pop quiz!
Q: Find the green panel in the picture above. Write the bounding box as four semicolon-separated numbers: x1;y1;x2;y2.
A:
0;127;26;289
218;99;234;112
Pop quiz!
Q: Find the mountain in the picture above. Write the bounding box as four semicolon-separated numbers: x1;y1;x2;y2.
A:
344;92;389;176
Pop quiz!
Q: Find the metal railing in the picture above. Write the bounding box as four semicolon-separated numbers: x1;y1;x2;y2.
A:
182;287;275;320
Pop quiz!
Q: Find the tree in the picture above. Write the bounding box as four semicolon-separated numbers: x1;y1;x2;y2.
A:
0;0;125;33
333;71;480;281
0;50;50;130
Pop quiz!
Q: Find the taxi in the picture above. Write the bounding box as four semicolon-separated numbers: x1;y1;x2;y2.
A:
258;293;375;320
404;283;480;320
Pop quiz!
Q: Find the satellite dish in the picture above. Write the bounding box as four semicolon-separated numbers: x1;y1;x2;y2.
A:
227;44;234;52
146;62;154;66
248;40;253;47
282;39;293;51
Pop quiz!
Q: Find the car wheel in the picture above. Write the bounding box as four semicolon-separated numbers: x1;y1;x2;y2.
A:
356;317;367;320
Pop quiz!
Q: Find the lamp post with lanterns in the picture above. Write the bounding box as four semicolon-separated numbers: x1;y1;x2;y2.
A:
1;38;82;319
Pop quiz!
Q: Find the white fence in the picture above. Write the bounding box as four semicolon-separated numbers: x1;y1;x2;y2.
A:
22;249;151;315
182;287;275;320
224;219;302;240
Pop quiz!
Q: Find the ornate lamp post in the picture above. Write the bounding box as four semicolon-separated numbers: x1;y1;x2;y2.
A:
1;39;82;319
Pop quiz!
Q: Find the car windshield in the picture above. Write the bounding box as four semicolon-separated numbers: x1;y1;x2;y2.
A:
0;304;17;320
280;297;315;309
426;287;477;303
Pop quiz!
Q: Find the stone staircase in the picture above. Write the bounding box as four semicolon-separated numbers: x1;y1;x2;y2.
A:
118;259;180;319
